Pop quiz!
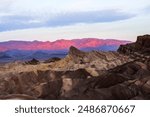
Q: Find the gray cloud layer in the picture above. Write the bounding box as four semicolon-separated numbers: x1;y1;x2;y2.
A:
0;9;135;32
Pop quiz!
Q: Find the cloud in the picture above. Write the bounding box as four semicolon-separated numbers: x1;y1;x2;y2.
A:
0;9;135;32
0;0;16;13
143;5;150;13
47;10;135;26
0;15;43;31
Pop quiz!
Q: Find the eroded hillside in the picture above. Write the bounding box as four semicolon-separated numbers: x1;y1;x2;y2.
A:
0;35;150;100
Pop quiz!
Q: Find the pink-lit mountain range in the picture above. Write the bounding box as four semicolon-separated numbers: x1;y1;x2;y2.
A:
0;38;130;51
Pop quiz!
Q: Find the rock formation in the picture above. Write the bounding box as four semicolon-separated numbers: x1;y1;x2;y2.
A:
25;58;39;65
51;45;131;72
118;34;150;55
44;57;61;63
0;34;150;100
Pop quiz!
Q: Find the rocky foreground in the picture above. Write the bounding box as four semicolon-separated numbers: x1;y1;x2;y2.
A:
0;35;150;100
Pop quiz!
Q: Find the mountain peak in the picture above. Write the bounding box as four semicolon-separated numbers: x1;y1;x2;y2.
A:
68;46;85;57
69;46;80;53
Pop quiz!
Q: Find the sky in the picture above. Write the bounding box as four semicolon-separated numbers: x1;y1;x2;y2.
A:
0;0;150;42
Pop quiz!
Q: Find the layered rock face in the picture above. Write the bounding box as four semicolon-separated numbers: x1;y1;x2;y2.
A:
0;35;150;100
118;34;150;55
51;46;131;72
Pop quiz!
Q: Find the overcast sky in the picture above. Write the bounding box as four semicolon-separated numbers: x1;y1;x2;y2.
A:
0;0;150;42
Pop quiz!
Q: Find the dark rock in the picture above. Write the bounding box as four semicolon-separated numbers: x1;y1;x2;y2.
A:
69;46;85;58
0;94;37;100
137;35;150;48
44;57;61;63
25;58;39;65
62;69;92;79
118;34;150;55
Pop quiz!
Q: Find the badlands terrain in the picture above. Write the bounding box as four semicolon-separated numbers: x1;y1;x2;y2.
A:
0;35;150;100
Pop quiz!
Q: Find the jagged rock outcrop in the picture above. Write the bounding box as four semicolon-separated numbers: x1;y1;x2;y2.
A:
51;46;132;72
69;46;86;58
25;58;39;65
118;34;150;55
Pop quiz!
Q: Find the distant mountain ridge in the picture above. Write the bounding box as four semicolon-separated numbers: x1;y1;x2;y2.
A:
0;38;130;62
0;38;130;52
